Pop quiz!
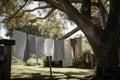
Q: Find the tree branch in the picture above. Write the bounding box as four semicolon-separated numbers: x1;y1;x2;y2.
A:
81;0;91;17
70;0;99;7
53;0;103;45
59;27;81;39
5;4;53;23
37;8;55;19
24;5;52;12
16;5;53;18
5;0;28;21
98;0;108;28
43;0;63;10
25;8;55;24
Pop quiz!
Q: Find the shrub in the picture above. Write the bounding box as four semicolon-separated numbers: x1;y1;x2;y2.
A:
73;50;95;69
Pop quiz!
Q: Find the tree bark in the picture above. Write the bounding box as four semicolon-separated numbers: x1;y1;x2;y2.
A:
91;0;120;79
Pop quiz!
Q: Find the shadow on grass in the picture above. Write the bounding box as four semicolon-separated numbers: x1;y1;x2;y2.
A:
11;71;91;80
11;65;94;80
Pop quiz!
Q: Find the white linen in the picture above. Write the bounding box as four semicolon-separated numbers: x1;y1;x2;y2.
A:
13;30;27;61
52;40;64;61
36;37;45;61
44;38;54;56
63;40;73;67
28;35;36;54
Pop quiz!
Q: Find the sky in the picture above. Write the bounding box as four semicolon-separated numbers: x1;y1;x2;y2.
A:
0;26;9;39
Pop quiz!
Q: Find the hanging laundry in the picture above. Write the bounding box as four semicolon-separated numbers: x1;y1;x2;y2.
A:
52;40;64;61
70;37;82;59
35;36;45;62
24;34;30;62
13;30;28;62
28;34;36;54
70;38;77;59
75;37;82;59
63;39;73;67
44;38;54;56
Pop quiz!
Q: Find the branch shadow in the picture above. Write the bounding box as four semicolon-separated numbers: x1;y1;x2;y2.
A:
11;71;93;80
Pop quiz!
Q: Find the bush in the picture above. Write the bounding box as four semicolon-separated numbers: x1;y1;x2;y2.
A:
25;58;37;66
12;56;45;67
73;50;95;69
12;57;25;66
43;57;62;67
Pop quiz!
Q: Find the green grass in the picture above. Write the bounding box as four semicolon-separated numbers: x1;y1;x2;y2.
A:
11;65;95;80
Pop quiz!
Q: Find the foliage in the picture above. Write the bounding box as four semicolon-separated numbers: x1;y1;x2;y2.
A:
12;56;45;67
43;59;62;67
6;25;40;37
82;39;93;53
73;50;95;69
5;12;37;29
25;58;37;66
0;0;18;16
6;12;64;39
12;57;25;66
72;39;95;69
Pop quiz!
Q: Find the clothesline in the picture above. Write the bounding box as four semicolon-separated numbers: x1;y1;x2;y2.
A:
12;30;82;66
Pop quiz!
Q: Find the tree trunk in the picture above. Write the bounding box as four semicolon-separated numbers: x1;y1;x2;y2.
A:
90;0;120;79
90;37;119;80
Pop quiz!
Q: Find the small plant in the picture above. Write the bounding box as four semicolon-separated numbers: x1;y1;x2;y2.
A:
73;50;95;69
25;58;36;66
12;57;25;66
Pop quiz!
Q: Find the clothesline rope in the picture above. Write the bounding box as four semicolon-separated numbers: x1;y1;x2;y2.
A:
12;30;82;66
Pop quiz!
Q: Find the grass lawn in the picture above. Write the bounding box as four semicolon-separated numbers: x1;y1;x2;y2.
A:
11;65;95;80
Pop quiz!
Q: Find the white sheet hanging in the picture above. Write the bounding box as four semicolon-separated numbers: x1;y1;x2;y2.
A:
28;34;36;54
63;39;73;67
52;40;64;61
13;30;27;61
44;38;54;56
35;37;45;61
75;37;82;58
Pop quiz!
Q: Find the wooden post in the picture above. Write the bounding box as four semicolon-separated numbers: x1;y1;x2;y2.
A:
118;37;120;65
0;39;15;80
2;46;12;80
48;56;52;80
0;46;4;80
